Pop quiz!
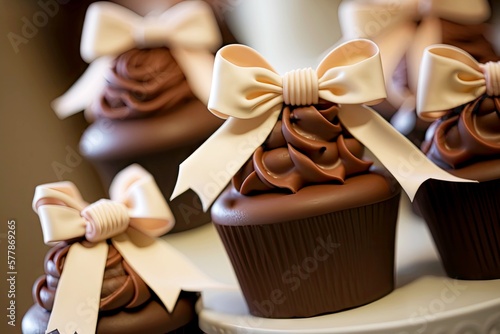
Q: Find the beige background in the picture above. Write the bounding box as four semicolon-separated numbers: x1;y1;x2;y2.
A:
1;1;104;333
0;1;499;334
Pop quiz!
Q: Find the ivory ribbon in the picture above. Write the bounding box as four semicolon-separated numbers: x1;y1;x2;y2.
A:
33;164;226;334
417;44;500;120
171;39;475;211
52;0;222;119
338;0;490;133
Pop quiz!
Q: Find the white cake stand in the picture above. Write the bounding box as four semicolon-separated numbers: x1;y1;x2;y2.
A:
162;195;500;334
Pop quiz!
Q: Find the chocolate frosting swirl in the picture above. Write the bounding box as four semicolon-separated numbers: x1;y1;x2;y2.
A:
33;242;152;312
90;47;194;120
421;97;500;170
233;103;372;195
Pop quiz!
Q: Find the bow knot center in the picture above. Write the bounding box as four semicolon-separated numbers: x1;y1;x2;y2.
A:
134;18;168;48
81;199;130;242
282;68;319;106
483;61;500;97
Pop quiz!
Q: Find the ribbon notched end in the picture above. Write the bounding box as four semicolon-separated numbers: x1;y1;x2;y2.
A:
170;165;214;213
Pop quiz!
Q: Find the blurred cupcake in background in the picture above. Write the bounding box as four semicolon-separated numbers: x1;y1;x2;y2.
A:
338;0;497;147
414;44;500;280
52;0;238;233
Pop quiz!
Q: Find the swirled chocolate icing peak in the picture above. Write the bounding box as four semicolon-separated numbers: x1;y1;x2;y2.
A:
33;242;152;313
91;47;194;120
422;97;500;171
234;103;372;195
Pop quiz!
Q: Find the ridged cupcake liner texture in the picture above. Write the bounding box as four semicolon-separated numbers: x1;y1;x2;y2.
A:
415;179;500;280
214;192;401;318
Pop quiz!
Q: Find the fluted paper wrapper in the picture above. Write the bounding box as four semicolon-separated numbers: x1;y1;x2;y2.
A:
415;179;500;280
214;193;400;318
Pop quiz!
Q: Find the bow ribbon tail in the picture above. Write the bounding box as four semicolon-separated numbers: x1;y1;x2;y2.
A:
171;108;281;211
46;242;108;334
112;228;229;312
338;104;477;201
170;48;215;106
51;56;113;120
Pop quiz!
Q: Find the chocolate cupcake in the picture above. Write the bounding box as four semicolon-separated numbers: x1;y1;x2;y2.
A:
415;45;500;280
338;0;496;147
22;242;202;334
22;164;223;333
169;39;409;318
80;46;223;233
53;0;233;233
211;103;401;318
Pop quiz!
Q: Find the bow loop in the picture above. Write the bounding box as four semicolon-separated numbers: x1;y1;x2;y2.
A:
33;181;88;245
157;0;222;51
110;164;175;237
81;0;222;62
81;1;139;62
339;0;490;40
317;39;386;105
208;44;283;120
417;45;489;121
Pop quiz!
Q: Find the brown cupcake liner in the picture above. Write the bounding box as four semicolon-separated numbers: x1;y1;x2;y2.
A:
214;192;401;318
414;178;500;280
86;143;210;234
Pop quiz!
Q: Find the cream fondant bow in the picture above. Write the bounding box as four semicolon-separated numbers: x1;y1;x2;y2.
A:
338;0;490;133
34;164;225;334
52;0;222;119
171;39;475;211
417;44;500;120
